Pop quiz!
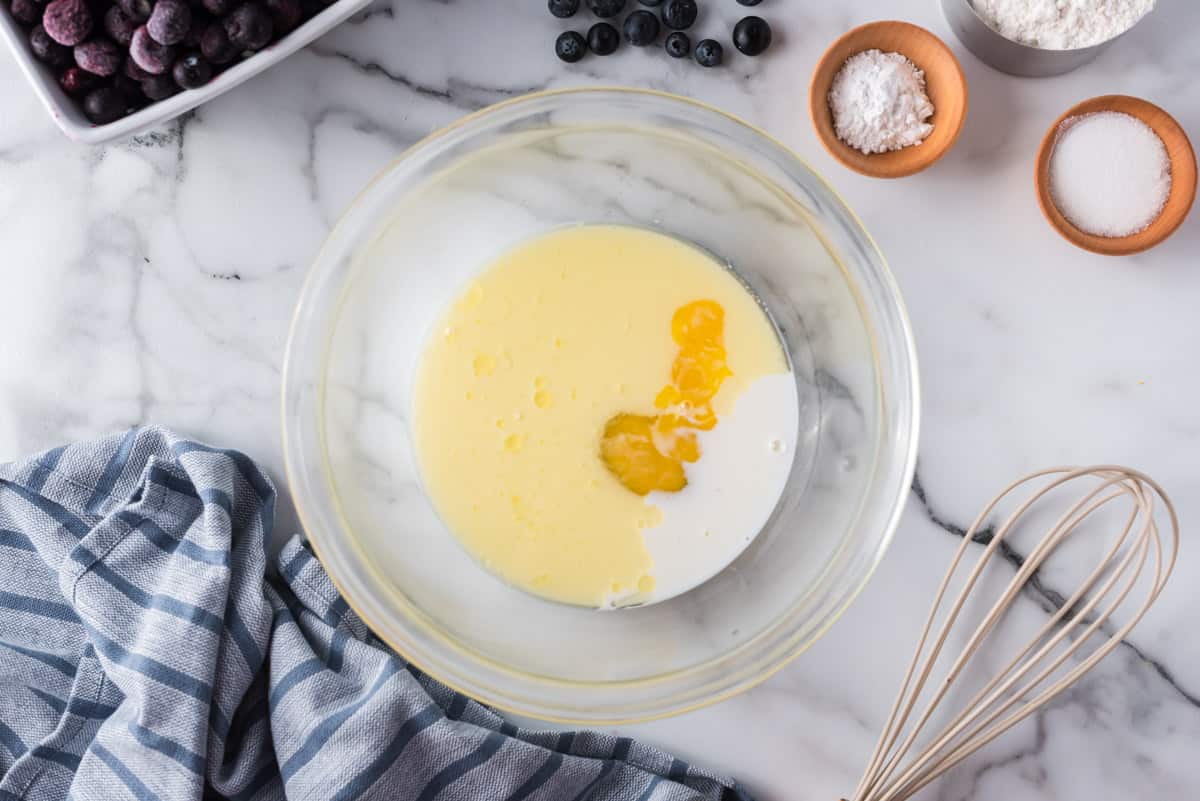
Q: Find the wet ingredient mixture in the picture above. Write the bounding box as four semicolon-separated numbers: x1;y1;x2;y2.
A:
413;225;797;608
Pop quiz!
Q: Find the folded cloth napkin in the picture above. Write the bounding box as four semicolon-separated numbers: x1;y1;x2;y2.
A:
0;426;749;801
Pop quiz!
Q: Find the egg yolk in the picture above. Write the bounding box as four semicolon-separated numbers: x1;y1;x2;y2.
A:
600;300;731;495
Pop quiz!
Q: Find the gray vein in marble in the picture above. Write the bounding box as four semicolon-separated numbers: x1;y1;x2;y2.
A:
910;470;1199;709
306;45;545;111
347;5;392;24
934;710;1049;801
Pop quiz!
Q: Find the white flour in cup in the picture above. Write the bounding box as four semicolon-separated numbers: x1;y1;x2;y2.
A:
971;0;1155;50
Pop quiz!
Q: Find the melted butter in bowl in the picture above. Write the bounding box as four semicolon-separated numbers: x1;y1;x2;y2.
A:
412;224;798;608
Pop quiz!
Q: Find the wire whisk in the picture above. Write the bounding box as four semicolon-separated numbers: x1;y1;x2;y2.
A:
848;466;1179;801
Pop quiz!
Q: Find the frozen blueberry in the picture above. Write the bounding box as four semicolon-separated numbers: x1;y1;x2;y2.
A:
587;21;618;55
264;0;301;34
117;0;152;23
736;0;762;5
547;0;578;18
58;65;97;94
103;6;137;45
199;21;236;63
732;15;770;56
112;72;146;105
83;86;127;122
147;0;191;45
223;3;273;51
554;30;585;62
201;0;235;14
586;0;624;18
43;0;93;46
10;0;41;26
172;50;211;87
638;0;663;5
123;53;150;78
130;24;176;73
664;29;688;57
141;73;180;99
74;37;121;74
30;24;74;67
181;13;207;48
694;37;721;66
660;0;696;30
623;9;658;45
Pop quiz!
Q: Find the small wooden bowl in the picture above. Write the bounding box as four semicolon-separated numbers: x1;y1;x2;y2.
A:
809;21;968;179
1035;96;1197;256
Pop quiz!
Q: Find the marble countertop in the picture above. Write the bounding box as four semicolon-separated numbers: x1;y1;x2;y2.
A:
1;0;1197;799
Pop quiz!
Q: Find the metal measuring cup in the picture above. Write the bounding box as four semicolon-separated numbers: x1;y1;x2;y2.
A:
939;0;1143;77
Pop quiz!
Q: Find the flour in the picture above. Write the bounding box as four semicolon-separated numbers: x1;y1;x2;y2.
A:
971;0;1155;49
828;49;934;155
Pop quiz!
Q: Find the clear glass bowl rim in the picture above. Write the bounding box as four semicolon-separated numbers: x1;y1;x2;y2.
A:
281;86;921;724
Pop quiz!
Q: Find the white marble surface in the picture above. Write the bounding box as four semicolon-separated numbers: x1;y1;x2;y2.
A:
1;1;1198;799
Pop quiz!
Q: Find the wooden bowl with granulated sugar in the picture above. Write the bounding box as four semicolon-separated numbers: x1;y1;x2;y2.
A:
1035;95;1197;256
810;21;968;178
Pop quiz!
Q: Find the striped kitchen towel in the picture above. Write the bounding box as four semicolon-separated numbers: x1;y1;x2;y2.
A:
0;426;749;801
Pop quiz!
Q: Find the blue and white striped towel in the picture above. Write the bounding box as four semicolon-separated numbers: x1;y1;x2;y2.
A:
0;426;749;801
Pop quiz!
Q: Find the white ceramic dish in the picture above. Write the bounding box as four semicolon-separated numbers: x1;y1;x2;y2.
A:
0;0;370;145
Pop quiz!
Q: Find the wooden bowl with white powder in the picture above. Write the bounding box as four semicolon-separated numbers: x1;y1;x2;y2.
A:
1035;95;1197;256
810;21;968;179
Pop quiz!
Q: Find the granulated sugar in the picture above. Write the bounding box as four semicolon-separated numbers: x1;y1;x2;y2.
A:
828;49;934;155
1048;111;1171;238
971;0;1155;50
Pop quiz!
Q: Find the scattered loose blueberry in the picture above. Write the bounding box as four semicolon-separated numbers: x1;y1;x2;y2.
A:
223;3;273;51
74;37;122;74
83;85;127;122
264;0;301;34
10;0;41;26
58;65;97;94
660;0;696;31
623;9;658;45
694;37;721;67
201;0;236;15
586;0;624;18
587;21;618;55
736;0;762;5
140;72;179;99
547;0;578;18
30;24;74;66
147;0;191;45
664;29;689;58
732;15;770;56
130;24;175;73
172;50;212;87
555;29;585;62
116;0;152;23
103;6;137;46
43;0;93;46
199;21;236;63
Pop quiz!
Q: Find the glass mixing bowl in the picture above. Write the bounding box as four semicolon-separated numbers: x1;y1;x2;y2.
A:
282;88;919;724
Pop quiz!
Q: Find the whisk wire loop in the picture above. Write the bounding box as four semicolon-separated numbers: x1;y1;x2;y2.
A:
849;466;1178;801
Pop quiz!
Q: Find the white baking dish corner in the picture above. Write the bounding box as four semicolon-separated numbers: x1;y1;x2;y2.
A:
0;0;372;145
